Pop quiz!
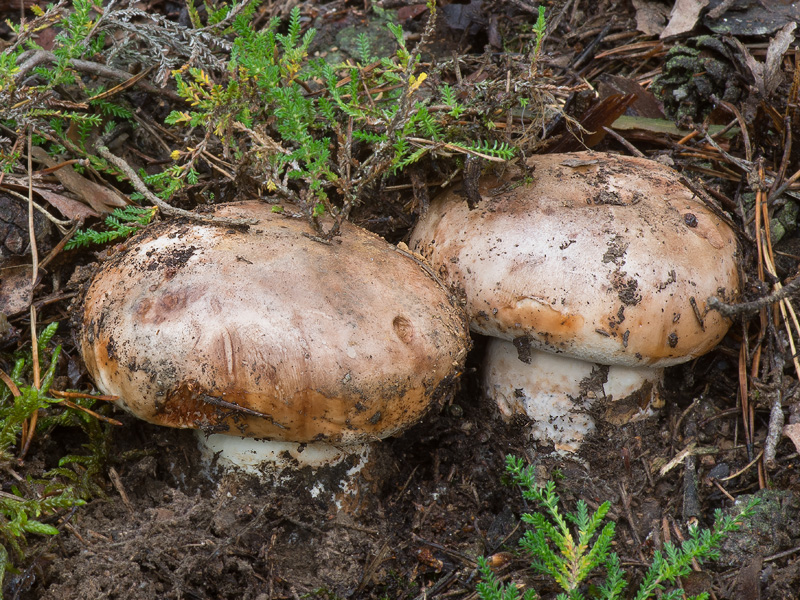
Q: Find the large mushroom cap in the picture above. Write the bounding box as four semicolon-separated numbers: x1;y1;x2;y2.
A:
80;202;469;444
410;152;740;368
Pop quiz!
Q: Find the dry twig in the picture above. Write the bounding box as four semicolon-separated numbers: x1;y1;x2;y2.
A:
95;145;255;227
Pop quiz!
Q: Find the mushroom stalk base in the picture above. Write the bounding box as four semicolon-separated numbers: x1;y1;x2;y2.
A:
196;433;375;512
483;339;663;453
197;432;370;473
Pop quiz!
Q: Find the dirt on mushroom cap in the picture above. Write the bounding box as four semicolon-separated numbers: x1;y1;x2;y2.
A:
80;202;470;443
410;152;740;368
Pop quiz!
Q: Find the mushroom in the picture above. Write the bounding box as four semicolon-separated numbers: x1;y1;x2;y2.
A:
482;340;664;452
409;152;739;451
80;201;469;480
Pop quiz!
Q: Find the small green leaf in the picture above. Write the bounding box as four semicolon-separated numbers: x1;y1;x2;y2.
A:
22;520;59;536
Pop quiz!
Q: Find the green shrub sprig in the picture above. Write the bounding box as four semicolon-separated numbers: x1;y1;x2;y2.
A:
0;323;112;584
164;2;520;237
477;455;758;600
66;205;157;249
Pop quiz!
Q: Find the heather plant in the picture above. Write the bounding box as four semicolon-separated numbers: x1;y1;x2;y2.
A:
0;323;111;585
477;455;758;600
1;1;553;246
164;2;517;237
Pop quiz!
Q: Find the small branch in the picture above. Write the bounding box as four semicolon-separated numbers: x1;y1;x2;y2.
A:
27;130;39;285
321;8;439;241
505;0;543;13
601;126;644;157
764;389;785;470
720;449;763;481
771;114;792;196
3;1;66;56
683;454;700;520
95;145;255;227
698;126;757;175
0;186;73;230
14;50;183;101
59;398;123;426
571;18;614;69
768;164;800;203
712;95;752;163
708;274;800;318
406;137;508;162
0;369;20;397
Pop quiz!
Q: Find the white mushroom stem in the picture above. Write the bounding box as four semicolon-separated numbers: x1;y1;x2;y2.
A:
197;433;374;509
482;338;663;453
197;432;370;472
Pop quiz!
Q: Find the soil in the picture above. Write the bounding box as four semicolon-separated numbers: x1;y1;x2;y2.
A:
2;0;800;599
10;343;799;600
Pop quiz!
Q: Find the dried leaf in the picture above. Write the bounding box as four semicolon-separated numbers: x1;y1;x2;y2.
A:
31;147;127;214
397;4;428;21
732;38;765;93
733;556;762;600
1;183;99;221
598;74;665;118
765;22;797;95
0;264;34;316
782;422;800;454
33;187;100;221
731;22;796;97
660;0;710;39
631;0;670;36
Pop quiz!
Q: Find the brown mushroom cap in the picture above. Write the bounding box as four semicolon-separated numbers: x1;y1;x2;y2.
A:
80;202;469;444
409;152;740;368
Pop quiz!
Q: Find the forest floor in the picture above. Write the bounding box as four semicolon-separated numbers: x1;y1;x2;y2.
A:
1;0;799;598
